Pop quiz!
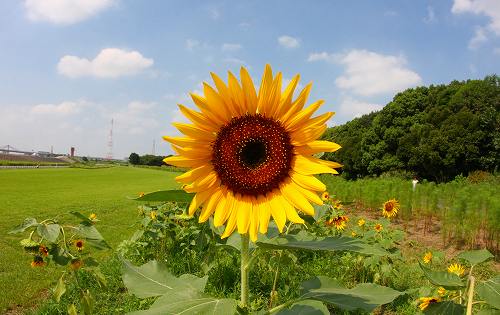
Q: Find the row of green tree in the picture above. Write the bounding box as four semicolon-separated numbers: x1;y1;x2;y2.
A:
128;153;167;166
322;75;500;182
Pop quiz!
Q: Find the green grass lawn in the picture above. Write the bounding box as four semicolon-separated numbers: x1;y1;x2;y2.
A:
0;167;180;313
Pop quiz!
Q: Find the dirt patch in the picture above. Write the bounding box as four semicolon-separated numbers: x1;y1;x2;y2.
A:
4;289;50;315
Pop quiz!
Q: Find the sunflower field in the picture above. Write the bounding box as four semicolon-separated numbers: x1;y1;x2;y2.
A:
8;66;500;315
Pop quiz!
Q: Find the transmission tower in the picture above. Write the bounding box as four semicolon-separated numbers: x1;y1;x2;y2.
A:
106;119;114;160
152;139;156;155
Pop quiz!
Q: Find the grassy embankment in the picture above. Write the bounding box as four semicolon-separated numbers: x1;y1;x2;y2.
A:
0;167;180;313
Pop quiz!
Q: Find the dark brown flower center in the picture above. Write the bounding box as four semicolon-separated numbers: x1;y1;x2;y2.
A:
212;114;293;197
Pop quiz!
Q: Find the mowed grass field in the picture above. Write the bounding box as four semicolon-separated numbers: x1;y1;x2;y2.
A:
0;167;180;313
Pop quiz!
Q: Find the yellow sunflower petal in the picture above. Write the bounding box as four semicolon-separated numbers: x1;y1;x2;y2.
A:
163;156;206;168
171;145;211;160
188;188;216;216
214;189;232;226
162;136;211;148
280;180;315;216
257;64;274;114
183;172;218;193
199;189;223;222
240;67;258;114
275;74;300;118
175;164;213;184
210;72;237;117
269;193;287;233
280;195;305;224
284;100;324;130
221;208;238;239
291;124;327;146
249;197;260;242
190;93;226;125
291;111;334;132
280;83;312;122
203;82;232;122
314;158;343;169
172;123;215;141
236;195;252;235
290;171;326;192
228;71;246;115
292;182;323;206
266;72;283;117
257;195;271;234
293;155;338;175
295;140;342;155
178;104;219;132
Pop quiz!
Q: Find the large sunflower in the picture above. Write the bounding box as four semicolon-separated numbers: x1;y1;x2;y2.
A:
163;65;341;241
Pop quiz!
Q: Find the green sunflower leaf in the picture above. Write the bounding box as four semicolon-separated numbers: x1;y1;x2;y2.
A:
476;276;500;309
122;260;207;299
129;190;194;203
277;300;329;315
36;223;60;243
424;301;465;315
53;274;66;303
9;218;38;234
299;276;404;312
127;296;237;315
419;263;465;289
256;234;388;256
457;249;494;266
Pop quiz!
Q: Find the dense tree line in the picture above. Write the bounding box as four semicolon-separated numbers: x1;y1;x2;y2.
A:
128;152;167;166
322;75;500;182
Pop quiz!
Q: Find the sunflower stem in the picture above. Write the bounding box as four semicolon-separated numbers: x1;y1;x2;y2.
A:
240;233;250;309
466;275;475;315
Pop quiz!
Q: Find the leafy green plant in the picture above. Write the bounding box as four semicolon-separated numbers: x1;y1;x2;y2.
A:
9;212;109;314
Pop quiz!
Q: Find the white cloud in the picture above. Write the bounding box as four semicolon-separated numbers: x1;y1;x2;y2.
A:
307;52;338;63
452;0;500;34
468;26;488;49
423;6;437;24
57;48;153;79
221;43;242;52
31;101;87;115
25;0;115;25
278;35;300;49
338;96;383;119
334;49;422;96
452;0;500;48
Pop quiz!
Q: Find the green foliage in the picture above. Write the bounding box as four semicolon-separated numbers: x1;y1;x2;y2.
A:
129;153;140;165
323;76;500;182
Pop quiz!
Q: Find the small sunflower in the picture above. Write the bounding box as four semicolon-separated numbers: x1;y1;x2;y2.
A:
39;245;49;257
31;255;45;267
351;231;357;237
418;297;440;311
139;192;145;197
321;192;329;201
74;239;84;251
437;287;446;296
357;218;365;227
150;211;157;220
70;259;83;270
89;213;97;220
382;199;400;218
333;201;342;210
163;65;342;241
326;215;349;231
447;263;465;276
374;223;383;232
423;252;432;264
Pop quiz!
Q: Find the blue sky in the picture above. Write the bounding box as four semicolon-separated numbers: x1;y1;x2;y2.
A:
0;0;499;158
